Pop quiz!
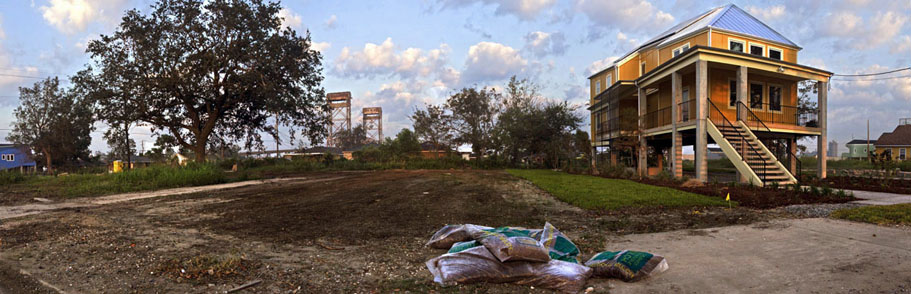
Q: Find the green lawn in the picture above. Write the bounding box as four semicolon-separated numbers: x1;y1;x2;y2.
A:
507;169;732;210
831;204;911;225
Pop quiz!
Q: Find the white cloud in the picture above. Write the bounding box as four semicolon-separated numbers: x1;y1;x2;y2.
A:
817;11;906;49
40;0;128;35
278;8;303;30
523;31;567;57
893;36;911;54
311;42;331;53
333;38;453;81
462;41;527;83
746;5;786;21
575;0;674;33
325;14;337;29
437;0;557;20
586;56;618;76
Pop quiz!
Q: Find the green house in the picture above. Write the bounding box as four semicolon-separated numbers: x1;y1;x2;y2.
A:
844;139;875;159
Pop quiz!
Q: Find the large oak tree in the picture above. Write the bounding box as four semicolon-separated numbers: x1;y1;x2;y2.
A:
80;0;329;161
7;77;94;172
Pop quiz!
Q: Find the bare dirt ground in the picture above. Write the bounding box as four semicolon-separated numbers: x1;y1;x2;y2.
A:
0;169;773;293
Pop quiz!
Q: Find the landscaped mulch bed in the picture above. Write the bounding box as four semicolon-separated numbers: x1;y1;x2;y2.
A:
810;176;911;195
634;178;856;209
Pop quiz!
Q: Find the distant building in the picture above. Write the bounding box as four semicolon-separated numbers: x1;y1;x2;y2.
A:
0;143;37;172
875;120;911;161
827;141;838;158
844;139;875;159
707;147;724;160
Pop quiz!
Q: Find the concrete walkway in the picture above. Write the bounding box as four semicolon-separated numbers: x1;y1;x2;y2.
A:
607;218;911;293
849;189;911;205
0;176;345;220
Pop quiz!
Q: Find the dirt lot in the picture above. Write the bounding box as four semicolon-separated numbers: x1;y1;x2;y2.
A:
0;169;772;293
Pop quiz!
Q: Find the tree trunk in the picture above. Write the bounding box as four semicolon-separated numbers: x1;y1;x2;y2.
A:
43;148;53;174
194;142;207;162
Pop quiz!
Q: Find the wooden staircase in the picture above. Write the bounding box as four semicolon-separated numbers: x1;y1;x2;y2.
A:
716;124;795;185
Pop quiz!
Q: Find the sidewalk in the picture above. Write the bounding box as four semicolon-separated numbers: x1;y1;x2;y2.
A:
849;189;911;205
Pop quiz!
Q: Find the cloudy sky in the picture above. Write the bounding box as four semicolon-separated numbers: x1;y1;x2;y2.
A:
0;0;910;154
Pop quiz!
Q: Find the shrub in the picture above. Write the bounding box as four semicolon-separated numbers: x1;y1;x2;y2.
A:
0;172;27;185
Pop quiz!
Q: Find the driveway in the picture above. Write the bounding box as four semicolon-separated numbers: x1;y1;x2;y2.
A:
606;218;911;293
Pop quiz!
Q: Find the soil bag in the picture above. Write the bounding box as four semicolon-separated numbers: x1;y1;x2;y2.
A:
584;250;668;282
426;246;593;293
472;228;550;263
426;224;491;249
539;222;581;263
448;240;482;253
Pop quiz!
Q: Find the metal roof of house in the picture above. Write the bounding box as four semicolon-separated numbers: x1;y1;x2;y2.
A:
846;139;876;145
590;4;799;78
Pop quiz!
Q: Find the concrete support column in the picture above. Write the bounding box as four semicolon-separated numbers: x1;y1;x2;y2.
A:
591;146;598;175
817;81;828;179
610;150;617;166
671;71;683;178
736;66;748;120
695;60;708;182
638;86;648;177
788;137;798;175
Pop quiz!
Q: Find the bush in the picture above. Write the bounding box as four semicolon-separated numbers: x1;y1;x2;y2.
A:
0;172;27;185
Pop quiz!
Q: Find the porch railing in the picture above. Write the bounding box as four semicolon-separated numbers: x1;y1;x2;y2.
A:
678;99;694;122
643;106;672;129
740;103;818;128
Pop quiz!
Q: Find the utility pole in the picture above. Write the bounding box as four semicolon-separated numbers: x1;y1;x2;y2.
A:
867;119;871;162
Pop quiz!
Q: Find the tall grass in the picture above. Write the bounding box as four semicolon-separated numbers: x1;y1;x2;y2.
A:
9;164;227;198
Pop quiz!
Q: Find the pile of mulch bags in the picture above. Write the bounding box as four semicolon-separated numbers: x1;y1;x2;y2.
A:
425;223;668;293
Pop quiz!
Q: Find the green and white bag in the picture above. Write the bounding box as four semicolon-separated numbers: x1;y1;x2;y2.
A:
539;222;581;263
585;250;668;282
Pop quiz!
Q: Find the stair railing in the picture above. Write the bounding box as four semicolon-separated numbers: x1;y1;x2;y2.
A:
737;101;802;183
709;101;766;182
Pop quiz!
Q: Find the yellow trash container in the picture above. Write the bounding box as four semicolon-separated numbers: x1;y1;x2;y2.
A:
113;160;123;173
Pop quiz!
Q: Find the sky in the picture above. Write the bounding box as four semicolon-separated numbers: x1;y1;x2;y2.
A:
0;0;910;155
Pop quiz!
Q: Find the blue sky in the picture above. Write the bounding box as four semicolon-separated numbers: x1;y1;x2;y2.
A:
1;0;910;154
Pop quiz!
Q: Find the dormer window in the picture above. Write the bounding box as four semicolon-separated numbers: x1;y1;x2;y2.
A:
768;47;783;60
672;43;690;57
729;38;745;53
595;80;601;93
749;43;764;56
606;74;612;86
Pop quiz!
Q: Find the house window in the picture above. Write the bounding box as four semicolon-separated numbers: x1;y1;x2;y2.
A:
729;80;737;107
672;43;690;57
729;39;745;52
606;74;612;86
901;148;907;160
640;62;647;76
749;43;764;56
768;85;782;111
595;80;601;94
768;47;783;60
750;83;763;109
1;154;13;161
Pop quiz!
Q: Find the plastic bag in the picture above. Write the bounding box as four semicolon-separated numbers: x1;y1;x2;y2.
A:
539;222;581;263
426;224;491;249
584;250;668;282
426;246;592;293
473;229;550;263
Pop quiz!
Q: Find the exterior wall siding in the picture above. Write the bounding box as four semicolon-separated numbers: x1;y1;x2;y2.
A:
710;31;798;63
657;32;709;63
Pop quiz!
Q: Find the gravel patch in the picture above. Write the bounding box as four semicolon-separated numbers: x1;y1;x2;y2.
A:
781;203;868;218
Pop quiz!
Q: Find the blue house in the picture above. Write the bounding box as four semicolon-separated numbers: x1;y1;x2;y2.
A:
0;143;37;172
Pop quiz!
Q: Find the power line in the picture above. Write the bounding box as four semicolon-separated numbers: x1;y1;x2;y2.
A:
833;67;911;77
831;74;911;82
